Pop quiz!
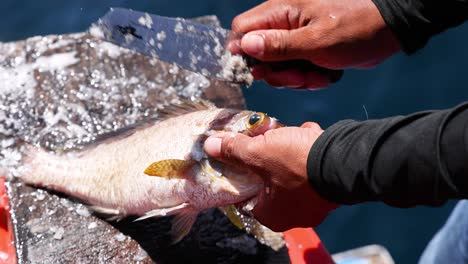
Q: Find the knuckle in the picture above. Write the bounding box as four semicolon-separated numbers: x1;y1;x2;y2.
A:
245;136;262;155
244;141;258;157
302;122;321;130
302;28;322;50
245;136;267;169
221;135;237;160
231;16;243;32
310;122;321;130
266;30;290;58
221;134;258;164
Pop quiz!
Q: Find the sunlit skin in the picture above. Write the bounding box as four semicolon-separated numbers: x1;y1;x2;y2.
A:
205;0;404;231
231;0;401;89
205;122;339;231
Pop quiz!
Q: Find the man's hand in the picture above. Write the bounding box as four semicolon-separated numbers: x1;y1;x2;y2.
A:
232;0;401;89
204;122;338;231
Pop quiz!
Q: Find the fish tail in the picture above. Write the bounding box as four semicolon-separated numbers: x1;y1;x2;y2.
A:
17;144;127;218
16;144;72;192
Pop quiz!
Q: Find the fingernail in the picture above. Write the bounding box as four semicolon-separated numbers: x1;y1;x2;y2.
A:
242;34;264;56
204;137;222;157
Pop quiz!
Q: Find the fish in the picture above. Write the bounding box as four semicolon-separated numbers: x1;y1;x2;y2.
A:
15;99;283;244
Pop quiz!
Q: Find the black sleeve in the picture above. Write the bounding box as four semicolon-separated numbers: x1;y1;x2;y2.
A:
371;0;468;54
307;102;468;208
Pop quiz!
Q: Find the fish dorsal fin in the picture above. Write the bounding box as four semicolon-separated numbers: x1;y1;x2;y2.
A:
78;99;215;149
171;211;199;244
156;98;217;121
144;159;197;179
86;121;155;148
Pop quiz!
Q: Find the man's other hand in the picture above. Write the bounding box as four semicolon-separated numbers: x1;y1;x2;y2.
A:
232;0;401;89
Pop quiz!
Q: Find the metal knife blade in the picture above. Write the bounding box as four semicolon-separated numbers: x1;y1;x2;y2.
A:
94;8;253;85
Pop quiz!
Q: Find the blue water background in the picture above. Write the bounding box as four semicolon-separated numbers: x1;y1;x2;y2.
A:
2;1;467;263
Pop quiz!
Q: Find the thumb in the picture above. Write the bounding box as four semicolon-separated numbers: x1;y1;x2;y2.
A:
241;28;312;62
232;0;316;62
204;132;259;167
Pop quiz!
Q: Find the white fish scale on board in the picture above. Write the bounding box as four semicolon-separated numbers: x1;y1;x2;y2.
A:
1;24;284;262
0;26;285;252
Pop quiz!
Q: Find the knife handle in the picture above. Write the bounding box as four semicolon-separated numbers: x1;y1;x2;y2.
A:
246;58;344;83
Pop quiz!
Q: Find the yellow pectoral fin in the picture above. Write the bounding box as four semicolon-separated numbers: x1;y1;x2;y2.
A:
144;159;196;179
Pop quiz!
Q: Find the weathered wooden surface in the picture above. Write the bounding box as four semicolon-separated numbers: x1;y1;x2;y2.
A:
0;16;288;264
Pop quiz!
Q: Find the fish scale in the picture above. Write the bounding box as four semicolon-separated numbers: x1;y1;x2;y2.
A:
15;101;284;247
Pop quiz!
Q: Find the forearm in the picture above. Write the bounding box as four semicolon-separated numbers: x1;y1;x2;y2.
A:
307;102;468;207
371;0;468;53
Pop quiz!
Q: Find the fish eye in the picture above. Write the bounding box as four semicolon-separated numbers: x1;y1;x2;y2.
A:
244;112;271;136
248;113;262;126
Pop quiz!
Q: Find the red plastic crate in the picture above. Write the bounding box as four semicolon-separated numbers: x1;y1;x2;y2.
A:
284;228;334;264
0;178;16;264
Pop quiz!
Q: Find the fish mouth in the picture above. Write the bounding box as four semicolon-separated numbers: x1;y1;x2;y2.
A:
269;118;284;130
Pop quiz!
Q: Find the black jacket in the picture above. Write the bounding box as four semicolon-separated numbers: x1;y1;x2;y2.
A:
372;0;468;54
307;0;468;207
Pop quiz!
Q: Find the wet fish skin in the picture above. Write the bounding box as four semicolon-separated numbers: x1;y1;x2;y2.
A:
16;101;282;242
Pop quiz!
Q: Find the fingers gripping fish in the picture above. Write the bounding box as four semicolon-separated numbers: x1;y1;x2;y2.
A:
16;99;283;244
